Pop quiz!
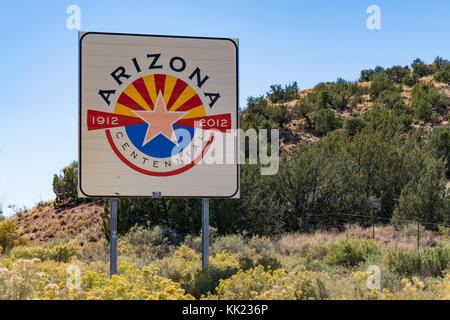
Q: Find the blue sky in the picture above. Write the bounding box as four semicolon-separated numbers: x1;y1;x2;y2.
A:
0;0;449;215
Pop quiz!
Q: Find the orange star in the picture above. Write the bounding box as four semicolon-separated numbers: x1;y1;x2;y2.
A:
133;91;187;146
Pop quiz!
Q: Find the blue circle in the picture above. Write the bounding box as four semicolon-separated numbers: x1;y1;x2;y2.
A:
125;124;195;158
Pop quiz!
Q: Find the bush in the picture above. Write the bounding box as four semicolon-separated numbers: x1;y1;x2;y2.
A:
213;265;327;300
122;225;180;247
402;73;419;87
411;58;434;78
268;105;292;127
434;63;450;84
256;255;282;271
386;246;450;278
410;82;445;123
343;116;366;135
386;65;409;84
0;220;26;252
369;73;394;100
82;261;194;300
312;109;341;136
188;252;240;298
325;238;380;267
11;244;80;263
210;234;247;256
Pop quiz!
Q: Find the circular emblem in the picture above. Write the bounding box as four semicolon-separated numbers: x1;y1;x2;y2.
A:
103;74;215;176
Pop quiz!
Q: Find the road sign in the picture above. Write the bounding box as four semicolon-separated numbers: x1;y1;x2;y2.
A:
79;32;239;198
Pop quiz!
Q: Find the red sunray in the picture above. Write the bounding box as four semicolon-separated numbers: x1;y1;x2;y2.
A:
132;78;154;109
154;74;166;96
117;92;147;110
166;78;189;109
176;94;203;112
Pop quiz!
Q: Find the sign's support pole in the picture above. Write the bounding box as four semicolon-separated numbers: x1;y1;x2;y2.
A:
202;198;210;270
110;198;118;277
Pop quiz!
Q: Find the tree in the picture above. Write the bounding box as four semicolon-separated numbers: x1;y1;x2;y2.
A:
434;63;450;84
274;139;366;232
393;157;448;229
410;82;445;123
433;56;448;70
411;58;433;78
52;161;79;207
428;126;450;178
267;82;299;103
360;69;373;82
386;65;409;84
369;73;394;100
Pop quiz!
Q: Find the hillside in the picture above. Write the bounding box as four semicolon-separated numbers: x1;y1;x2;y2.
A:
11;200;104;245
273;74;449;153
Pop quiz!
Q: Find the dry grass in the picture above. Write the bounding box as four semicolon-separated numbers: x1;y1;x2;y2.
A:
12;200;104;245
278;224;443;254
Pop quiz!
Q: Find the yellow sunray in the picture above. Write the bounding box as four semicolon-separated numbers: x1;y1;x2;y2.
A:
114;103;140;117
170;85;198;111
163;75;177;104
180;105;206;119
143;74;157;107
123;84;152;111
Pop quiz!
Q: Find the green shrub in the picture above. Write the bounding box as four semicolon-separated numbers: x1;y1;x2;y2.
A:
410;82;445;123
386;65;409;84
122;225;180;247
189;265;239;298
402;73;419;87
369;73;394;100
210;234;247;256
187;252;240;298
325;238;380;267
238;256;255;271
343;116;366;135
312;109;341;136
411;58;434;78
434;63;450;84
10;244;80;263
52;244;80;263
386;246;450;277
11;246;52;261
0;220;26;252
256;255;282;271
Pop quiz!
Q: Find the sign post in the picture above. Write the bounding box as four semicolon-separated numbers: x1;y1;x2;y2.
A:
202;198;210;269
110;198;118;277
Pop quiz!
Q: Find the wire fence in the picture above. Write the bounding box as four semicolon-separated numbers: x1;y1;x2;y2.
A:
301;212;450;250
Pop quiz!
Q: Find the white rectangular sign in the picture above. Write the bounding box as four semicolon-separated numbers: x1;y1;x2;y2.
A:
79;32;239;198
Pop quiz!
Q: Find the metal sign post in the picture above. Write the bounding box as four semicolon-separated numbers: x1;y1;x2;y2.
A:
110;198;118;277
202;198;210;270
